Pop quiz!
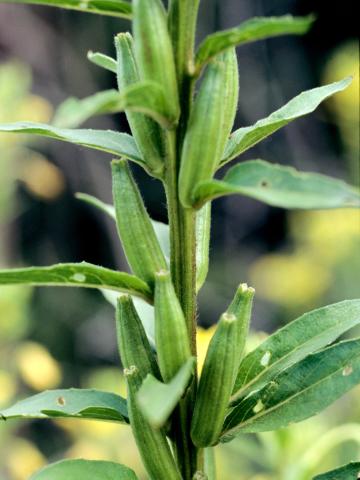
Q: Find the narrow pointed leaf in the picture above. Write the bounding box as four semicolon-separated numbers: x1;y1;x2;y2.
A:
0;0;132;18
194;160;360;210
221;77;352;164
53;90;123;128
232;299;360;402
196;203;211;292
222;339;360;440
0;122;145;167
0;389;128;423
196;15;314;70
313;462;360;480
87;51;117;73
0;262;152;303
136;357;195;428
30;459;138;480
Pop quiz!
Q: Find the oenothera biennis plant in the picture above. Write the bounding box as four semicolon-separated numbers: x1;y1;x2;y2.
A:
0;1;359;479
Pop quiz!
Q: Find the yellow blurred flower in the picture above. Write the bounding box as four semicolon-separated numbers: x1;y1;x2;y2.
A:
0;286;31;342
196;325;216;373
6;439;46;480
250;253;331;308
18;94;53;124
66;439;111;461
0;369;17;406
15;341;62;391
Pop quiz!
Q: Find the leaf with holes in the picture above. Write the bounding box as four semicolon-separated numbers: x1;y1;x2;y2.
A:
222;339;360;440
196;15;314;70
221;78;352;165
0;262;152;303
0;0;132;18
193;160;360;209
30;459;138;479
0;122;145;168
0;389;129;423
231;299;360;403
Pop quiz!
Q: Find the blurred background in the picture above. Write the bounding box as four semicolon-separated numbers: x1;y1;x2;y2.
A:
0;0;359;478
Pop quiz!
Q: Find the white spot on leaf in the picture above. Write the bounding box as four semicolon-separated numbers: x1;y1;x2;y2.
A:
253;399;264;414
260;351;271;367
57;396;66;406
72;273;86;282
342;365;353;376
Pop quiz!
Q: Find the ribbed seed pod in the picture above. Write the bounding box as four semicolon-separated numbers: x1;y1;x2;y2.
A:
112;159;167;287
116;295;160;380
115;33;165;178
179;49;239;208
125;366;182;480
133;0;179;118
191;313;238;447
217;47;239;162
154;270;191;382
226;283;255;375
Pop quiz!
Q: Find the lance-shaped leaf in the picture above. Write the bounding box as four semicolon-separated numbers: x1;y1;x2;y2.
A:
0;262;152;303
222;339;360;440
196;15;314;70
30;459;138;480
221;77;352;165
232;300;360;403
0;0;132;18
193;160;360;210
53;90;124;128
136;357;195;428
0;122;145;168
87;51;117;73
1;389;129;423
196;203;211;292
313;462;360;480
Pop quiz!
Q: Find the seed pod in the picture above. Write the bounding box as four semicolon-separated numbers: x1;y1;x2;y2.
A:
132;0;179;118
112;159;167;287
179;49;239;208
154;270;191;382
226;283;255;374
191;312;238;447
125;366;182;480
115;33;165;178
116;295;160;380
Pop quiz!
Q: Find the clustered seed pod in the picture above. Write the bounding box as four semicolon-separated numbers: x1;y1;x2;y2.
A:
116;295;159;380
179;48;239;208
154;270;192;382
115;33;166;178
112;159;167;287
191;285;254;447
132;0;179;119
125;366;182;480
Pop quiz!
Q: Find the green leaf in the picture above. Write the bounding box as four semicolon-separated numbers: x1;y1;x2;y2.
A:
196;15;314;70
313;462;360;480
193;160;360;210
53;90;124;128
0;0;132;18
0;122;145;168
196;203;211;292
136;358;195;428
29;459;138;480
1;389;128;423
87;51;117;73
222;339;360;440
232;299;360;402
221;77;352;164
0;262;152;303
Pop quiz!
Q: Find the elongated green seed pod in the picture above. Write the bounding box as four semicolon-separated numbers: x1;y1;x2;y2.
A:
112;159;167;287
125;366;182;480
226;283;255;374
191;312;238;447
154;270;191;382
115;33;165;178
116;295;160;380
179;49;239;208
133;0;179;119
